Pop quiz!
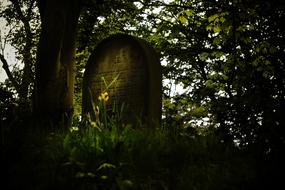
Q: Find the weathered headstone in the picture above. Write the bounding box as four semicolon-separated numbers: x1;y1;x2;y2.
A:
82;34;162;127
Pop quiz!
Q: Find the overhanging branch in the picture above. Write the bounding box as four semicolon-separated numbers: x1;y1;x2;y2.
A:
0;53;20;92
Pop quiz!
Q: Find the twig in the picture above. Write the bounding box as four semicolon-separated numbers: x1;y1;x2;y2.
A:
0;52;19;92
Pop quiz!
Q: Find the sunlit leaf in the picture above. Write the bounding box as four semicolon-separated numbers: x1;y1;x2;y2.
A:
220;17;226;23
97;163;116;171
208;14;219;23
178;16;188;24
206;25;212;31
185;10;193;17
205;80;215;88
101;175;108;180
213;26;221;33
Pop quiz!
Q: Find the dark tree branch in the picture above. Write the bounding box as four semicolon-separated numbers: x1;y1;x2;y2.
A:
27;0;36;20
9;0;34;99
0;53;20;92
10;0;32;35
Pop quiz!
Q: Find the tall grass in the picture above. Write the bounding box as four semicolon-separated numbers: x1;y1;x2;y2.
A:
3;113;261;190
54;119;258;190
1;91;261;190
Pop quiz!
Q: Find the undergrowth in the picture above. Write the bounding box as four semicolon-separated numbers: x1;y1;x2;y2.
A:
2;118;261;190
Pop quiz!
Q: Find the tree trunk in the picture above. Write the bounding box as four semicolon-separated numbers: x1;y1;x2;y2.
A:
34;0;80;127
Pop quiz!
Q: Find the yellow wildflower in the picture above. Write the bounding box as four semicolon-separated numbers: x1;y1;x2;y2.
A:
90;121;97;128
98;92;109;102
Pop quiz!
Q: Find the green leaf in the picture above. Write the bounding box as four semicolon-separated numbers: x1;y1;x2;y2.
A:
220;17;226;23
75;172;85;178
213;38;221;45
262;47;267;54
97;163;116;171
212;51;224;58
178;16;188;24
205;80;215;88
256;47;260;53
213;26;221;33
208;14;219;23
264;60;271;65
185;10;193;17
191;106;207;117
206;25;212;31
199;52;209;61
101;175;108;180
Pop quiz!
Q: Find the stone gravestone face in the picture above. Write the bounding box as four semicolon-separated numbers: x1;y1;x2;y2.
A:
82;34;162;127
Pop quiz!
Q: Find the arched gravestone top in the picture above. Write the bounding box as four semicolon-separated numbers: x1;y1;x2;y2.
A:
82;34;162;127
